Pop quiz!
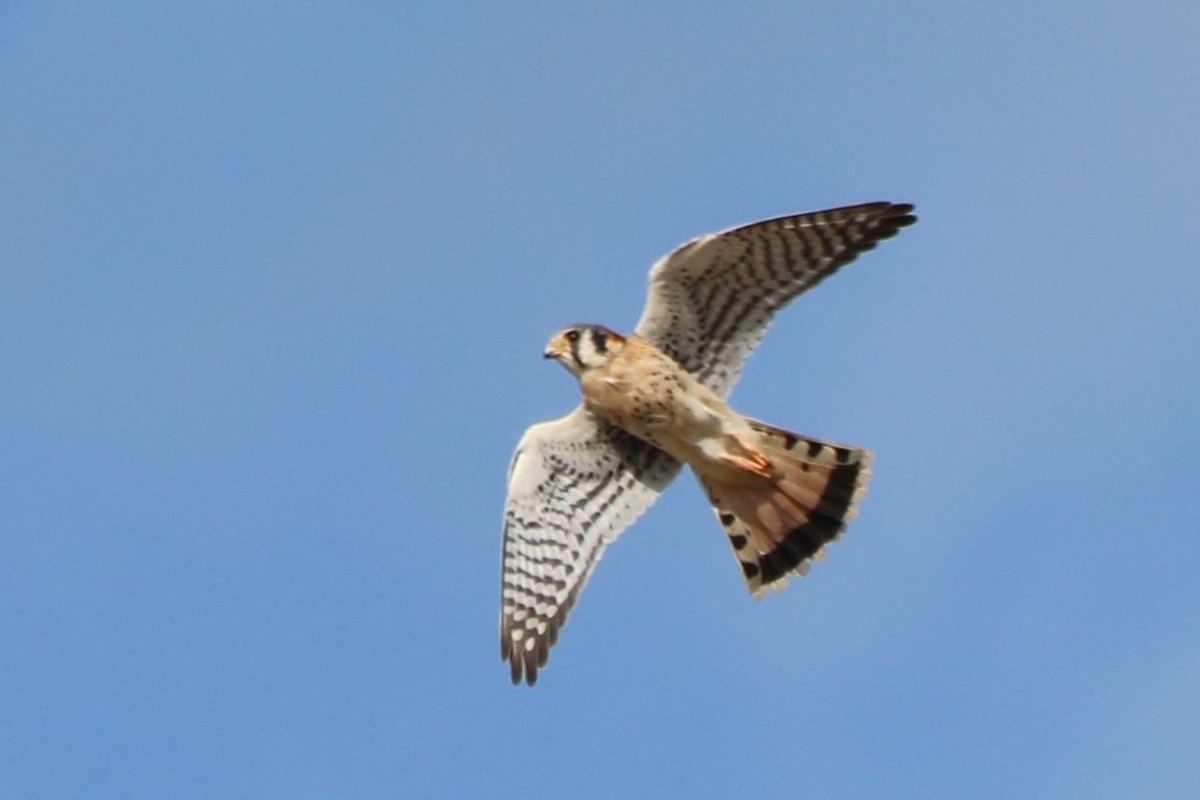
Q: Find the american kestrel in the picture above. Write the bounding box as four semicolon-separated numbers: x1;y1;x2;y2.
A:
500;202;916;685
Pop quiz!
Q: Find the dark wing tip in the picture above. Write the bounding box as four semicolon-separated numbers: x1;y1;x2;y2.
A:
889;207;918;231
885;201;917;224
860;200;914;215
859;202;917;243
502;641;540;686
501;617;558;687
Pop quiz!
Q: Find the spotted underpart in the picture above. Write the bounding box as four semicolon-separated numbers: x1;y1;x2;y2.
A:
501;202;915;686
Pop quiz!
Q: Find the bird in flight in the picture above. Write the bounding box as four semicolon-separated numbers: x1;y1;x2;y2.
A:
500;202;916;685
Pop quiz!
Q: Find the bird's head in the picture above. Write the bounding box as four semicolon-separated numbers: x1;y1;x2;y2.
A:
543;325;625;377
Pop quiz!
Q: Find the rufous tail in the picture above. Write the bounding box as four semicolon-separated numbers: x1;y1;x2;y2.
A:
697;419;872;598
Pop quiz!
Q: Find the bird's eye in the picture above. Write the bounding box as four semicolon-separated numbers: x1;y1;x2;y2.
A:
564;329;581;343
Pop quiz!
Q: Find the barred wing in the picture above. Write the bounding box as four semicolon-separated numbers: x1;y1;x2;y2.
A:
635;202;916;396
500;407;681;686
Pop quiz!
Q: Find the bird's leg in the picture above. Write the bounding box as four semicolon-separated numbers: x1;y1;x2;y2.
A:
719;434;774;479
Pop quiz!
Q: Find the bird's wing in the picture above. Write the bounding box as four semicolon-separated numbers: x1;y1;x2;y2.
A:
500;406;681;685
634;202;916;396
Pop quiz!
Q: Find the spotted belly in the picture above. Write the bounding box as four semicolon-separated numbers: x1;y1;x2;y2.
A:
584;368;728;467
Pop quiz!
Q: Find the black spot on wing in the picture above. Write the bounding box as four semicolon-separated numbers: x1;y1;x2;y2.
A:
500;415;684;686
635;202;917;395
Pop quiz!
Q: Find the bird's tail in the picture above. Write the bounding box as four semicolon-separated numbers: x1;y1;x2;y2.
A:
696;420;872;598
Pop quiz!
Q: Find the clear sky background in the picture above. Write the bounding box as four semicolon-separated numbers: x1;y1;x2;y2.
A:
2;3;1197;798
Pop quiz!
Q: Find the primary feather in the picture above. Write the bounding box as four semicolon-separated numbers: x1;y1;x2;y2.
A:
500;202;916;685
636;202;916;396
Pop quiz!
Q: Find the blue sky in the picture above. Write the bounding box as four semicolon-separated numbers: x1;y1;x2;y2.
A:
2;2;1197;797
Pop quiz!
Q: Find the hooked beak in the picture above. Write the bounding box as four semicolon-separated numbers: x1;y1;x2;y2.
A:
543;335;566;361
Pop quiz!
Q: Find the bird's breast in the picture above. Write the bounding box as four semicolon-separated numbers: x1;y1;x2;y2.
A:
579;346;735;465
